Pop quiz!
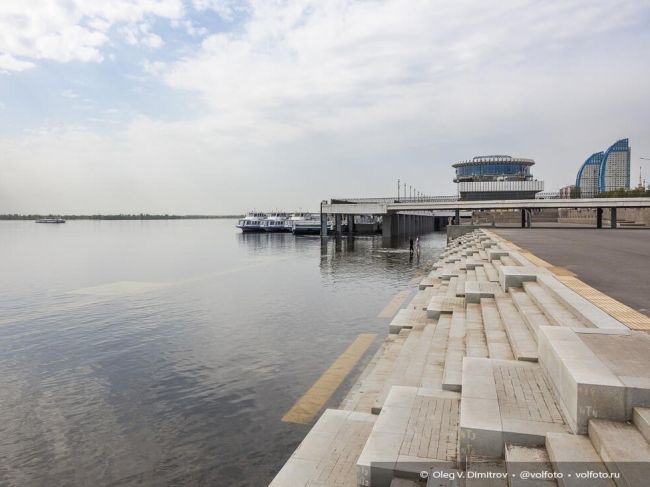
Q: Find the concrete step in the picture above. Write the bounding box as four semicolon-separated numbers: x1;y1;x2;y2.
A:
588;419;650;487
466;458;507;486
358;387;460;487
340;331;409;412
456;274;467;297
500;256;517;266
372;325;428;414
465;303;489;358
270;409;376;487
633;407;650;443
495;297;538;362
389;479;423;487
505;443;557;486
446;277;459;298
372;317;449;413
484;262;500;282
475;266;488;282
427;296;465;319
510;288;552;336
389;309;428;334
545;432;614;486
408;287;435;311
420;314;453;390
481;298;515;360
522;282;585;328
442;309;467;392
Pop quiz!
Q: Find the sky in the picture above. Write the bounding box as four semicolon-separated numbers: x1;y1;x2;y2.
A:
1;0;649;214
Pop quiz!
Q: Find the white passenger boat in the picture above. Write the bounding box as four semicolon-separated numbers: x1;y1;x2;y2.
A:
35;218;66;223
261;212;290;232
236;212;267;232
292;214;322;235
283;212;312;232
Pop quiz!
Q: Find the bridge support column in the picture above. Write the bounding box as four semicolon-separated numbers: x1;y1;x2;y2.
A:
321;212;328;236
347;214;354;235
596;208;603;229
610;208;617;229
454;209;460;225
335;214;342;234
382;213;395;239
521;209;526;228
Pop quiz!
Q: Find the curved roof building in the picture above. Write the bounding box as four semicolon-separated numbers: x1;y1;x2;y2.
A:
452;155;543;201
576;139;630;197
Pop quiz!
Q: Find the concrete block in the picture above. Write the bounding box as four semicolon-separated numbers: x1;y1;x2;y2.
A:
459;397;503;459
357;430;402;487
498;265;538;290
488;250;509;262
465;281;501;304
545;432;614;487
504;444;556;487
633;407;650;443
426;296;464;319
537;326;626;434
588;419;650;487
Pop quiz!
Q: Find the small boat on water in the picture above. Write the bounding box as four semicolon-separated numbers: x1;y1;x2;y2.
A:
36;218;66;223
261;212;290;232
283;212;312;232
292;214;322;235
236;212;267;232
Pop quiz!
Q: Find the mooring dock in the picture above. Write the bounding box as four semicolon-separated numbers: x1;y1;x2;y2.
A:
270;229;650;487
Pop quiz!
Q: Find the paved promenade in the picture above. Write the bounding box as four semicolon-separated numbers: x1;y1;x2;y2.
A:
493;228;650;317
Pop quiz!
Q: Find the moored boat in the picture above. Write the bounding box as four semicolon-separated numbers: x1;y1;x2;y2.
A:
261;212;290;232
292;214;322;235
35;218;66;223
236;212;267;232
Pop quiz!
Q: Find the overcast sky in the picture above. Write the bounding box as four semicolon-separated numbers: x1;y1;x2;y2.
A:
1;0;649;214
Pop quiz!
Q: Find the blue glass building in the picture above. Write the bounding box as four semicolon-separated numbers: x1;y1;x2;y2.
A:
576;139;630;197
452;155;543;200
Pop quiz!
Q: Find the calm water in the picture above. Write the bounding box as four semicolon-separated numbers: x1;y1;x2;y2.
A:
0;220;445;486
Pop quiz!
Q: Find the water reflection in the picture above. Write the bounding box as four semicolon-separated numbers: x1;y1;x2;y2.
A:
0;220;445;487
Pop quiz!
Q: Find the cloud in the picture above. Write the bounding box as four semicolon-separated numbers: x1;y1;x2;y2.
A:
1;0;649;213
0;0;184;70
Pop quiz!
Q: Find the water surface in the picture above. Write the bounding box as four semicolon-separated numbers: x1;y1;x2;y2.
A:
0;220;445;486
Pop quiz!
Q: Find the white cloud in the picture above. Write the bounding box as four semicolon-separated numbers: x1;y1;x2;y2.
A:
0;0;184;70
1;0;649;213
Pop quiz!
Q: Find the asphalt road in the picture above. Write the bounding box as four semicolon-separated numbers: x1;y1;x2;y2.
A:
492;228;650;317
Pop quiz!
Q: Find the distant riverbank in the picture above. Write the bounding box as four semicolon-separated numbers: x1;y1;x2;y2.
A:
0;214;243;220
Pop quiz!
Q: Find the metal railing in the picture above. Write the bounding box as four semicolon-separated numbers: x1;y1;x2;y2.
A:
331;195;459;204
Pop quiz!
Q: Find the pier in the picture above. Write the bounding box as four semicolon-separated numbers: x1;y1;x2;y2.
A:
321;197;650;237
271;228;650;486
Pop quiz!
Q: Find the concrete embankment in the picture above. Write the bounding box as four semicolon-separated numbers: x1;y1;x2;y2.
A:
270;229;650;487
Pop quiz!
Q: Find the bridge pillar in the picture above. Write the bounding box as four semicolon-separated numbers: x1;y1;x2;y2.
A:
610;207;617;229
382;213;395;238
454;209;460;225
596;208;603;229
521;209;526;228
347;214;354;235
335;214;342;234
321;212;328;236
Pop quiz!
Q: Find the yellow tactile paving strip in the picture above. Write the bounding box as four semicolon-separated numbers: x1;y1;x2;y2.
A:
282;333;377;424
377;289;411;318
555;275;650;331
485;230;650;331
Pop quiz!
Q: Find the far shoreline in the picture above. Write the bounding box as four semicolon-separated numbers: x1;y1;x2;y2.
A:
0;214;243;220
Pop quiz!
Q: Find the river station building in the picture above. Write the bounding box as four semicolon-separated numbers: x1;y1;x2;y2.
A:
576;138;631;198
452;155;544;201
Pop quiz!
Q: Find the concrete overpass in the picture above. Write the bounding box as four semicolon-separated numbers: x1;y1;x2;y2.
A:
320;197;650;237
